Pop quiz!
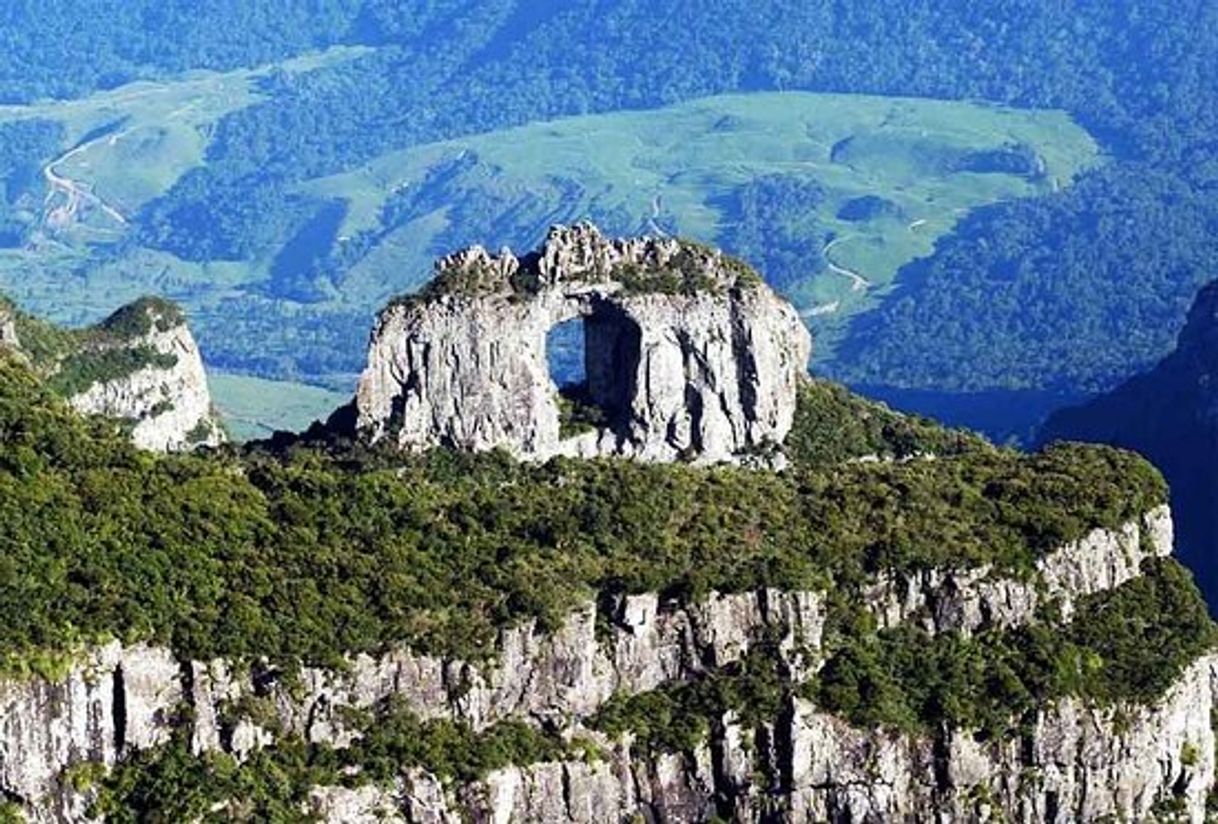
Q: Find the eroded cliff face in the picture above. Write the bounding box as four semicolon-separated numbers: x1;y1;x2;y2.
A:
354;223;811;463
866;505;1173;633
3;506;1210;823
66;306;223;452
0;296;224;452
395;654;1215;824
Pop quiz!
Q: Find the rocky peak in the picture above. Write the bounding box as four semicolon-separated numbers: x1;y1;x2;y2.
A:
0;294;224;452
355;224;809;463
66;299;225;452
428;223;751;297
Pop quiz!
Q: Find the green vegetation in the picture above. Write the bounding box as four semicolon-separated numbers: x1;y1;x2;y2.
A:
46;346;177;397
3;294;185;399
209;372;349;442
0;119;64;247
98;297;184;339
785;378;986;466
815;559;1216;736
0;0;1214;411
399;237;762;309
556;385;608;440
0;352;1168;671
0;4;363;104
591;645;787;754
77;553;1218;818
0;80;1095;388
830;168;1218;393
588;560;1215;753
716;173;826;290
614;244;761;297
92;699;570;821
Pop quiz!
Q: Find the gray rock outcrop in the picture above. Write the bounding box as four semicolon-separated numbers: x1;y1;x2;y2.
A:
865;504;1173;633
337;652;1217;823
0;509;1203;822
0;296;224;452
67;301;224;452
0;302;17;349
354;223;811;463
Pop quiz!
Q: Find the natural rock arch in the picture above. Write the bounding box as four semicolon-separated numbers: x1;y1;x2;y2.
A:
547;299;643;437
354;223;811;463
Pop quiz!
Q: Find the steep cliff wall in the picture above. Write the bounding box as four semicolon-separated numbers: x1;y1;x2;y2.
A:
0;296;223;451
65;303;223;451
371;653;1215;824
354;224;811;463
1;507;1207;823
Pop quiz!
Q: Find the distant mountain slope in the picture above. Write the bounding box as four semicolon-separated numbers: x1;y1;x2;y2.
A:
0;85;1094;391
0;0;1216;436
824;165;1218;441
1041;279;1218;600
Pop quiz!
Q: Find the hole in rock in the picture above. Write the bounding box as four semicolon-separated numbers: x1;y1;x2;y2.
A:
545;307;641;438
546;318;587;391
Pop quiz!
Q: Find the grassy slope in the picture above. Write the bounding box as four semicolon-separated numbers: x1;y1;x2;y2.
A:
209;371;349;441
0;64;1098;385
0;47;368;325
306;92;1097;339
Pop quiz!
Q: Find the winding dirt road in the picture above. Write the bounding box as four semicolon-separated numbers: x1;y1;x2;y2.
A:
43;132;129;229
647;194;669;237
822;235;870;293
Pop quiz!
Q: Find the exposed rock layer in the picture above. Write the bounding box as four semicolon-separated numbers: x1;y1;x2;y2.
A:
67;306;223;452
354;224;811;463
1;509;1205;822
0;297;223;452
372;654;1216;824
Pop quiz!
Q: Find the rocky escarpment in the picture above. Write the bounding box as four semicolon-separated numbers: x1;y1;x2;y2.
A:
1043;278;1218;601
3;506;1209;822
354;223;811;463
65;301;223;451
0;296;223;452
866;504;1173;633
367;654;1216;824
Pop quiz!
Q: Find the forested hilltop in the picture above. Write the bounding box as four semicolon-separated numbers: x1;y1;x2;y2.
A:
0;0;1216;437
1;316;1215;818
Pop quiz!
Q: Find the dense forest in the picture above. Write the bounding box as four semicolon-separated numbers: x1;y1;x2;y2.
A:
832;167;1218;393
0;350;1168;670
1039;278;1218;600
0;347;1207;818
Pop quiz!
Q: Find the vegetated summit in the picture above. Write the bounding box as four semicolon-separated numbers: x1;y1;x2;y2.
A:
1041;277;1218;604
0;234;1214;820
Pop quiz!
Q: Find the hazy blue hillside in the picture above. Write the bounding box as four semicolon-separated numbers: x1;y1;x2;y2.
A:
0;0;1215;440
1041;279;1218;601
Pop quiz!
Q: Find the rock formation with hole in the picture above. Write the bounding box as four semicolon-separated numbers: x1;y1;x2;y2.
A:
353;223;811;463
